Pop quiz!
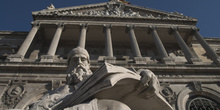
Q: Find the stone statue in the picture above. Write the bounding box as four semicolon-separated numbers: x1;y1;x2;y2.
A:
47;4;55;10
27;47;173;110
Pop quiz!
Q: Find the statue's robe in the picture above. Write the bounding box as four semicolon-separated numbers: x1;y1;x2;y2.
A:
29;63;173;110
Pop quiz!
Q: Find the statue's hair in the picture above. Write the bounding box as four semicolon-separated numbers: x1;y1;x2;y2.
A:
67;46;90;65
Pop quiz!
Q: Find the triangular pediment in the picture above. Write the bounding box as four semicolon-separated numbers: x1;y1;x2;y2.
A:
32;1;197;23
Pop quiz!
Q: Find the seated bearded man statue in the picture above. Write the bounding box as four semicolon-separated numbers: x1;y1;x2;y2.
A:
28;47;166;110
28;47;132;110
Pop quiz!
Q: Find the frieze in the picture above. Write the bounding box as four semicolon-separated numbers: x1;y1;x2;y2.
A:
35;3;194;21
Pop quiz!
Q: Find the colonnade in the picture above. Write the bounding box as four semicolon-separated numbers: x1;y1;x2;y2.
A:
9;23;220;64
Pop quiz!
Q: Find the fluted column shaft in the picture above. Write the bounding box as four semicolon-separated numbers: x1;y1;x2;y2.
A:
172;28;197;63
195;30;220;64
17;24;40;57
47;24;64;56
128;26;142;57
104;25;114;57
78;24;87;48
151;27;169;58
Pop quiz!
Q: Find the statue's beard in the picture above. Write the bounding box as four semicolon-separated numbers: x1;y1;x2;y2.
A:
66;64;92;85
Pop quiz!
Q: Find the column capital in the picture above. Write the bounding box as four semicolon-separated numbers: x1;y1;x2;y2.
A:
169;27;179;34
79;23;88;28
103;24;112;28
191;27;200;34
189;27;200;35
126;25;135;29
148;26;157;34
192;27;199;31
79;23;88;33
103;24;112;33
126;25;135;33
31;22;41;28
56;22;65;28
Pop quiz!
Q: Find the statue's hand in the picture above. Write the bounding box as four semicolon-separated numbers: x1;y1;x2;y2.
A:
139;69;154;86
137;69;160;93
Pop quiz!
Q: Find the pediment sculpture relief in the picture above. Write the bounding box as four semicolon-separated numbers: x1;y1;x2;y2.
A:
26;47;173;110
35;3;193;21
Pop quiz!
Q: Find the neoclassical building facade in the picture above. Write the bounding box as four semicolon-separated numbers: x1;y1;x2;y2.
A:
0;1;220;110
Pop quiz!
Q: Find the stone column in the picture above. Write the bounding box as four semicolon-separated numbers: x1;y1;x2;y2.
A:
47;23;64;56
127;25;142;57
78;24;88;48
103;24;116;63
171;27;201;64
7;23;40;62
104;25;113;57
194;29;220;64
127;25;146;64
41;23;64;62
149;26;174;64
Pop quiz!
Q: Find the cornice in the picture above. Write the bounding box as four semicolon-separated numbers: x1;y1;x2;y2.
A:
33;15;197;26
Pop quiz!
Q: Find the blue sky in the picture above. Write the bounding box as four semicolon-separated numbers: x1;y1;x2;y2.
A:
0;0;220;38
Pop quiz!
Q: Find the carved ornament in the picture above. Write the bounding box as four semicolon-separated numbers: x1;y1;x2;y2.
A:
160;83;177;105
2;80;26;109
35;4;195;21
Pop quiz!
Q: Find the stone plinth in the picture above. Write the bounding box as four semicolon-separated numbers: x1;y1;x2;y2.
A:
134;57;146;64
190;57;202;65
40;55;54;62
162;57;175;65
104;56;116;64
6;54;23;62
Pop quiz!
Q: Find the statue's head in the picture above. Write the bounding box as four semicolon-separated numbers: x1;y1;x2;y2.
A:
66;47;92;85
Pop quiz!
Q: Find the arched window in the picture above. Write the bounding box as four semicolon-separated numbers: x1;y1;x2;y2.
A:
187;96;220;110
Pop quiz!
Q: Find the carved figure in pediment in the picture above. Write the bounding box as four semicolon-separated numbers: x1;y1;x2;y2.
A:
27;47;173;110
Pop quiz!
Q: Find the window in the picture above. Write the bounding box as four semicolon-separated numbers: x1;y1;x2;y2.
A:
187;97;220;110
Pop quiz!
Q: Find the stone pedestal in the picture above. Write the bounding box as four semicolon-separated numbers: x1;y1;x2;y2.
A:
104;56;116;64
40;55;54;62
190;57;202;65
6;54;23;62
134;57;146;64
162;57;175;65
